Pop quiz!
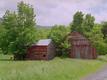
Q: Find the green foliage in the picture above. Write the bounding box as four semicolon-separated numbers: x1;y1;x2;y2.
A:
49;25;70;56
0;23;8;54
101;22;107;38
1;1;36;59
71;11;84;33
17;1;36;28
82;14;95;33
88;24;107;55
71;12;95;34
36;28;51;41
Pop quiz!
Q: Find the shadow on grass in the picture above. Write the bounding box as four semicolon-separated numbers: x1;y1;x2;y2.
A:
0;59;28;61
0;59;13;61
59;54;69;59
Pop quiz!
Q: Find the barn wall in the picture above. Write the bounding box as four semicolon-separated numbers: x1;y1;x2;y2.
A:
26;46;48;60
47;42;56;60
69;44;97;59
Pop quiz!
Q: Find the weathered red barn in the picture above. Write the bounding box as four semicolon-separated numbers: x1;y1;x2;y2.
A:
26;39;56;60
68;32;97;59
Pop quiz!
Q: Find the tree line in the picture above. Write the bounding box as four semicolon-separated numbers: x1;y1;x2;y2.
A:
0;1;107;60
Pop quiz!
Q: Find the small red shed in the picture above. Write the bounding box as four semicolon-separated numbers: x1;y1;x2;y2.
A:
26;39;56;60
68;32;97;59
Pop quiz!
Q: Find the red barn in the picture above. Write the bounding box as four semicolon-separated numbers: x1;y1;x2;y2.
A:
68;32;97;59
26;39;56;60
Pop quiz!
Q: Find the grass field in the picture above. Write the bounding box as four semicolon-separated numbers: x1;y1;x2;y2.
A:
0;54;106;80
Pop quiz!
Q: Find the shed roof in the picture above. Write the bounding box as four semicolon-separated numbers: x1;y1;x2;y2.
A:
36;39;52;46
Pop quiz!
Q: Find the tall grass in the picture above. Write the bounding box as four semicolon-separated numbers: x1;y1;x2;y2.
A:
0;54;105;80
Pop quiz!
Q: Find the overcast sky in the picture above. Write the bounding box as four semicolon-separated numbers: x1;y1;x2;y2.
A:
0;0;107;26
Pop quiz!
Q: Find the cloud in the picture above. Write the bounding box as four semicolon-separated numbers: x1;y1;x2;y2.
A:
0;0;107;26
35;0;107;25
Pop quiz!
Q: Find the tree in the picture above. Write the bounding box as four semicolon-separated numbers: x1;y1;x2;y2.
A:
17;1;36;29
1;11;17;54
81;14;95;38
101;22;107;39
82;14;95;33
2;1;37;60
88;24;107;55
71;12;95;35
0;23;7;54
71;11;84;33
36;28;51;41
48;25;70;56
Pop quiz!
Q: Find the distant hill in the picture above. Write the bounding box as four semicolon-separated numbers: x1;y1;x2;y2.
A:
36;25;52;29
0;20;52;29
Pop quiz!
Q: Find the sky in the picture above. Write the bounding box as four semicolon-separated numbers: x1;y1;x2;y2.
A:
0;0;107;26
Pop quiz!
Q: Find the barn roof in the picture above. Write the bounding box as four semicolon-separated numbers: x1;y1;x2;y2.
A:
68;32;86;40
36;39;52;46
68;32;91;45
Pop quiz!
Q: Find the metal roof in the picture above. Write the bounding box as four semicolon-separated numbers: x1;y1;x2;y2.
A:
36;39;52;46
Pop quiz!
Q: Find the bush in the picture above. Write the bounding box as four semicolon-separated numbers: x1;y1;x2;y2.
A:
95;41;107;55
86;24;107;55
48;25;70;56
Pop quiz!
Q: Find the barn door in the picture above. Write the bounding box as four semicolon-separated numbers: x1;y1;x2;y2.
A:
75;46;81;58
84;46;89;59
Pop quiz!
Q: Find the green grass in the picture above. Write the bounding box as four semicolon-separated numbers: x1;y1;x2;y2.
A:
0;54;106;80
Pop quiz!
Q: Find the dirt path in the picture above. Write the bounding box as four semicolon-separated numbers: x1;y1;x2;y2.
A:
82;64;107;80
